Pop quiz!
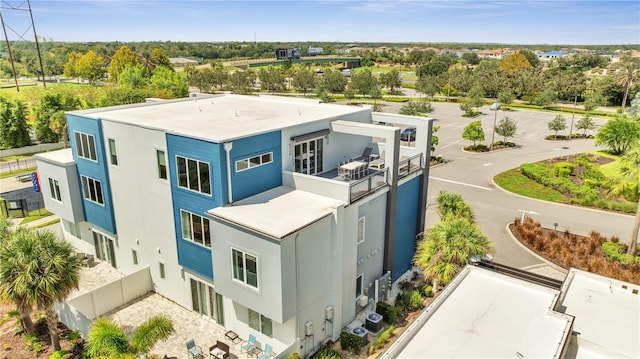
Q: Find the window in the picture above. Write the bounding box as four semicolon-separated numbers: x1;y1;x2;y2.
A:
74;131;97;161
248;309;273;337
235;152;273;172
176;156;210;195
48;178;62;202
180;210;211;248
356;274;363;298
81;175;104;205
232;248;258;289
132;249;138;265
157;150;167;179
159;262;166;279
108;138;118;165
357;217;365;244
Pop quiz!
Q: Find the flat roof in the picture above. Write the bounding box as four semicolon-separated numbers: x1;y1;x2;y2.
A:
393;266;573;359
207;186;344;240
34;148;75;165
559;269;640;358
70;94;367;142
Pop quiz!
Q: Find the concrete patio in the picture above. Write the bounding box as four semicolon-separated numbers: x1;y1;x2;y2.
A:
70;261;254;359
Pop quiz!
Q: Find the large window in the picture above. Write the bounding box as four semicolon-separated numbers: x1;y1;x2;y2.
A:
81;175;104;205
181;210;211;248
232;248;258;289
157;150;167;179
74;131;97;161
235;152;273;172
48;178;62;202
176;156;210;195
249;309;273;337
108;138;118;165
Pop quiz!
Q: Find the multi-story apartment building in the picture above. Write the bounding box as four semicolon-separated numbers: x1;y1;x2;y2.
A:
35;94;433;357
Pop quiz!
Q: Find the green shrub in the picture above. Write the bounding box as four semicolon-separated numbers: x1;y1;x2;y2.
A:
602;242;640;264
65;330;81;340
313;347;342;359
407;290;425;311
49;350;69;359
553;162;574;177
340;331;363;354
368;325;395;355
287;353;301;359
24;334;44;355
376;302;399;324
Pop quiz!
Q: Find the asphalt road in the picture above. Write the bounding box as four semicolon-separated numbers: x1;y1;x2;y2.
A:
385;100;634;268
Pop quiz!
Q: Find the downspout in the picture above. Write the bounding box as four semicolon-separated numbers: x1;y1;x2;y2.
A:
294;233;302;357
224;142;233;204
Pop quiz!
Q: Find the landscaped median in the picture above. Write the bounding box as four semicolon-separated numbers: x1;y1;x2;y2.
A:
493;152;638;214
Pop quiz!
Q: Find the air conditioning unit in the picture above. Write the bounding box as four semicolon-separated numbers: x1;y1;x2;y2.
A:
358;295;368;307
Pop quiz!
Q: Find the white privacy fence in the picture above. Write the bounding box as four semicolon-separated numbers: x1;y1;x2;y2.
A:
55;266;153;338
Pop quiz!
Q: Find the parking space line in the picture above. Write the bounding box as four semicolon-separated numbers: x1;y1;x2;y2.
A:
430;176;493;191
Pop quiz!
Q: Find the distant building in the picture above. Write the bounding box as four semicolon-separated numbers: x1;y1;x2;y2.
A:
537;50;567;61
169;57;198;66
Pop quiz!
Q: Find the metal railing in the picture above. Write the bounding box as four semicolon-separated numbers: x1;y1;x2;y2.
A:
349;168;388;203
398;153;423;179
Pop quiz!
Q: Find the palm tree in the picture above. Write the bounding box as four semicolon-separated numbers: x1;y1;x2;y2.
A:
85;315;175;358
614;61;640;109
0;228;81;350
436;191;475;221
607;143;640;255
414;218;494;293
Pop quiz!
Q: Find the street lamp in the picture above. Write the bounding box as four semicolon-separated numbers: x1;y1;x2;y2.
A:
489;102;500;151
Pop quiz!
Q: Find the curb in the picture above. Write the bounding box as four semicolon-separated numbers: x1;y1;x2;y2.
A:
505;222;568;274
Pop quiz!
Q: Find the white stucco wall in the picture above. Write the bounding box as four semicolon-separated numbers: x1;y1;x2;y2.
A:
100;121;185;307
35;159;84;223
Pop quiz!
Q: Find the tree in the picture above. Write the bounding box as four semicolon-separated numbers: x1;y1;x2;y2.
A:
150;66;188;99
575;116;596;136
614;60;640;109
379;69;402;93
34;92;82;144
461;52;479;66
467;84;485;110
607;143;640;255
350;70;378;96
149;47;172;70
499;53;533;74
462;120;484;149
595;117;640;155
109;45;139;83
258;66;285;94
532;89;557;106
85;315;174;358
518;49;540;68
0;97;31;149
414;217;493;292
292;68;316;96
322;69;347;94
627;92;640;118
63;51;81;82
495;116;518;144
436;191;474;221
547;115;567;139
0;228;82;350
76;51;105;84
497;90;515;108
118;63;149;89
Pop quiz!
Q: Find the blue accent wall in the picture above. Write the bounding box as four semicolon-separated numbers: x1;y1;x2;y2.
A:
67;114;116;234
167;134;226;280
230;131;282;201
392;176;421;281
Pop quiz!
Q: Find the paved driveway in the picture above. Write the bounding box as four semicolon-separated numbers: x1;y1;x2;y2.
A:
385;101;634;269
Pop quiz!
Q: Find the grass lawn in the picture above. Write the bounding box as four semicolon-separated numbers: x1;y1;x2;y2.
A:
590;151;622;178
493;168;568;203
0;197;54;224
0;154;39;162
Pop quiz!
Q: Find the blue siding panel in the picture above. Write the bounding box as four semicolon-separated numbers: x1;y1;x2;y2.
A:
167;134;225;280
67;114;116;234
231;131;282;201
392;176;421;281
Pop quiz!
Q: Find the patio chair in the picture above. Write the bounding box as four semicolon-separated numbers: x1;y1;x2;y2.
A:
185;339;203;359
355;147;374;162
259;343;276;359
369;151;385;169
241;334;257;354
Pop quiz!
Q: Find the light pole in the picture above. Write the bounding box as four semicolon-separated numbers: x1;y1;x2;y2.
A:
489;101;499;151
568;94;577;140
